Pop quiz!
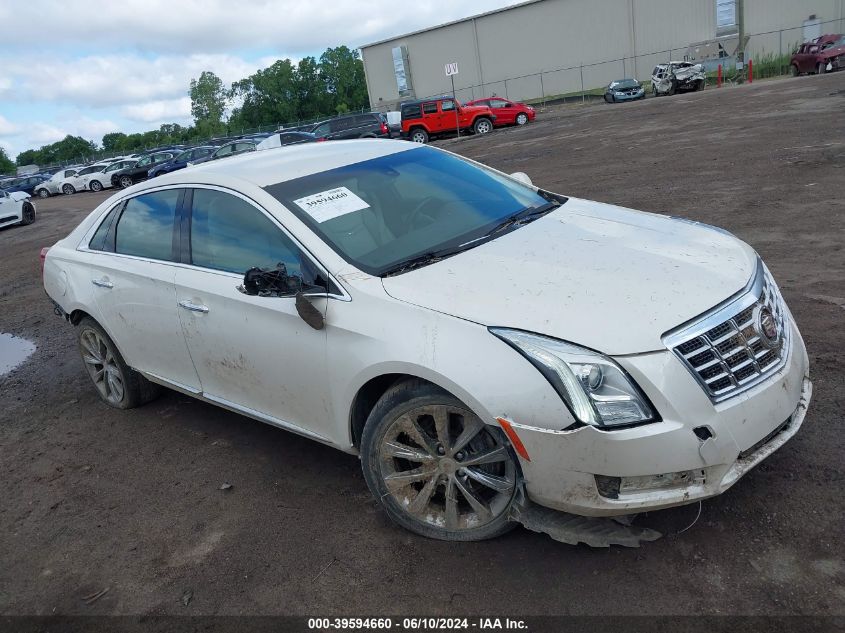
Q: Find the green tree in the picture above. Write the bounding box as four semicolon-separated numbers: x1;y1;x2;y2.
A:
16;135;98;166
319;46;368;114
190;70;228;136
0;146;17;175
102;132;128;152
294;56;327;121
230;59;300;130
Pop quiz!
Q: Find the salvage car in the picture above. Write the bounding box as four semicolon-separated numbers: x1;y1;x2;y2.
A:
651;62;705;95
603;78;646;103
0;189;36;228
1;174;49;196
464;97;535;126
790;34;845;75
401;97;495;143
189;141;257;166
33;168;80;198
148;147;215;178
42;140;811;541
110;152;177;188
62;163;114;194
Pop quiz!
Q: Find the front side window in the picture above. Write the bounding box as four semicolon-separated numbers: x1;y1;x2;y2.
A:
489;99;510;108
114;189;181;261
190;188;303;277
264;146;555;276
137;156;152;167
214;145;234;158
440;100;455;111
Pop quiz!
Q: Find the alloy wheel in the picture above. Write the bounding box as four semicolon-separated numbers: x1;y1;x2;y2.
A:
119;176;132;188
411;131;427;143
22;203;35;224
377;404;516;532
37;189;49;198
90;180;102;192
80;328;125;405
516;113;528;125
62;184;75;195
476;120;492;134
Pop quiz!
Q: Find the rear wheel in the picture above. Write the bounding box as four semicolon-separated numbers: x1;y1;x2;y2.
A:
361;379;519;541
119;175;133;188
410;128;429;144
77;317;160;409
19;201;36;225
515;112;529;125
791;64;800;77
817;62;827;75
89;180;103;192
473;117;493;135
62;184;75;195
36;188;50;199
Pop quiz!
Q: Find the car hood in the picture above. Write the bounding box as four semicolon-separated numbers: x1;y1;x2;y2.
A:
381;198;757;355
9;191;30;202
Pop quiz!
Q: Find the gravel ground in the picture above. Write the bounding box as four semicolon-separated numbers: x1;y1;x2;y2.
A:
1;72;843;618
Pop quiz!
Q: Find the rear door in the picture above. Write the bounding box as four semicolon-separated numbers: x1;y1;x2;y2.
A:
87;188;201;392
488;98;517;124
173;187;333;439
421;101;441;132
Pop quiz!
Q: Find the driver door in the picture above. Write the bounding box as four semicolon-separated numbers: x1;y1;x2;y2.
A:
173;187;333;441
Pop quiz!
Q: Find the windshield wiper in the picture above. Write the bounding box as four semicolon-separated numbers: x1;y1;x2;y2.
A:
485;200;561;237
380;246;466;277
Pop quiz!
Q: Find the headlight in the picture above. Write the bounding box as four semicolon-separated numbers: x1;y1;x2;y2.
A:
490;328;658;428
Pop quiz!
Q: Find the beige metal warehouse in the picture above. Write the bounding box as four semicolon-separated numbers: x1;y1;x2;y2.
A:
360;0;845;109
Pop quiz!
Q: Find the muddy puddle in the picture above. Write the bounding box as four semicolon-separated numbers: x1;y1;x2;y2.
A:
0;333;36;376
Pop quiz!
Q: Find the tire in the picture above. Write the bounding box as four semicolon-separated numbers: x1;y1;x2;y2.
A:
473;117;493;135
360;378;519;541
652;83;658;96
89;180;103;192
790;64;800;77
410;128;429;144
667;79;677;96
77;317;161;410
817;62;826;75
62;184;75;195
19;201;36;225
119;175;133;188
515;112;529;125
36;188;50;199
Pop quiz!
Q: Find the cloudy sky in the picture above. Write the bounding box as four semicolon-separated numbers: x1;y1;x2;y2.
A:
0;0;514;159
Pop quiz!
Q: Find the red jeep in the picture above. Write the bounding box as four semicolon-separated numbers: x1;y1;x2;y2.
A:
790;34;845;75
400;97;495;144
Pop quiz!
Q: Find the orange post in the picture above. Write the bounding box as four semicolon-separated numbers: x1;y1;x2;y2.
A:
717;64;722;87
748;59;753;83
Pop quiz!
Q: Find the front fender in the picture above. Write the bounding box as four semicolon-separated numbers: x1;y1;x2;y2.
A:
9;191;30;202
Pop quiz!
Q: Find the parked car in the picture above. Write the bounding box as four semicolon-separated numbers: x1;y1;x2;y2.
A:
0;189;36;228
61;163;116;194
464;97;535;125
148;147;215;178
110;152;177;188
33;168;79;198
651;62;705;96
256;132;321;150
1;174;49;196
189;141;257;166
41;140;811;542
790;34;845;75
309;112;390;141
401;97;495;143
603;78;646;103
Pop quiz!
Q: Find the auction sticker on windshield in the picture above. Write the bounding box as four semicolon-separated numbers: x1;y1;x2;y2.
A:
293;187;369;223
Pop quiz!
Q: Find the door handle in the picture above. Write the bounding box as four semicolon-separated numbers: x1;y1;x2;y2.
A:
179;300;209;314
91;278;113;289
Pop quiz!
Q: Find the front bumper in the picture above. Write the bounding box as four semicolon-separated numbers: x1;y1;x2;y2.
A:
612;90;645;101
508;322;811;516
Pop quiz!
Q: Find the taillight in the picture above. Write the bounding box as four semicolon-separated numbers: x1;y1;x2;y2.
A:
316;137;327;142
40;247;50;279
380;121;388;134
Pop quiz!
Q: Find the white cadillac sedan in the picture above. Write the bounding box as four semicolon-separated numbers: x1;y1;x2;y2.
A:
42;140;811;541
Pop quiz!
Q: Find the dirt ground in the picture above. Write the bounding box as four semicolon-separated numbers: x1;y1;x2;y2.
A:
1;73;843;618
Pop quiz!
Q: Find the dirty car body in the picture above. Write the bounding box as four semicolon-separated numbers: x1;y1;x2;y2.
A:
604;79;646;103
42;140;811;541
652;62;706;95
0;190;36;228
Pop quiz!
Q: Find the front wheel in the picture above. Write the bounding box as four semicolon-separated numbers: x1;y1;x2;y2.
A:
119;175;133;188
790;64;800;77
360;379;519;541
515;112;529;124
817;62;827;75
77;318;160;409
36;188;50;198
19;201;36;225
89;180;103;192
62;184;75;195
473;117;493;135
410;128;429;144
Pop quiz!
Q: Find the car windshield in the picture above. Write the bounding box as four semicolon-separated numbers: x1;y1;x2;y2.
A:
264;146;559;276
611;79;639;88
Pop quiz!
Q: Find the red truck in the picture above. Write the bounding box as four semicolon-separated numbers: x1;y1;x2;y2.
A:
790;34;845;75
400;96;495;144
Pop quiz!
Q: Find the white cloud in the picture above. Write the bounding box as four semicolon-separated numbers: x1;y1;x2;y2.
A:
122;98;192;123
0;114;19;136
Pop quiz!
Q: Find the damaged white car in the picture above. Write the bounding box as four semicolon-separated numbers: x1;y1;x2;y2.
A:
0;189;36;228
652;62;706;96
42;140;810;543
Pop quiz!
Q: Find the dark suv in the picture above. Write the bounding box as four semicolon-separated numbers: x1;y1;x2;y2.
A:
309;112;390;141
111;151;177;188
400;97;495;144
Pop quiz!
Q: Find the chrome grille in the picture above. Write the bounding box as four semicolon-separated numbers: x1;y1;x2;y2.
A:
665;263;790;402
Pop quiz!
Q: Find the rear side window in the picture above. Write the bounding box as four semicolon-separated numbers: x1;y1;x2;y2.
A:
89;203;123;252
401;104;421;119
422;103;438;114
114;189;181;261
189;188;303;276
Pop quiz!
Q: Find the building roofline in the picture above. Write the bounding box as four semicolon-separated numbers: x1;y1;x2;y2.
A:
359;0;543;50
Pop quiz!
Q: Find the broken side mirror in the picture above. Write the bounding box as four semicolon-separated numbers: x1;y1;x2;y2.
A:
510;172;533;187
237;265;325;330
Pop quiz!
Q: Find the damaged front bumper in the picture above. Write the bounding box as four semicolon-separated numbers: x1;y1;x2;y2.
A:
505;324;811;517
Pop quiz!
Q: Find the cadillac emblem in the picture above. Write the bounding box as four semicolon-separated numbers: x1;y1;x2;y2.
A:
755;305;779;348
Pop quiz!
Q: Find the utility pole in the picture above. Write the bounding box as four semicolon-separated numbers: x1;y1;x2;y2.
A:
736;0;746;83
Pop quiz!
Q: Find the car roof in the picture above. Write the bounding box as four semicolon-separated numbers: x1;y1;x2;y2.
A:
138;139;418;190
